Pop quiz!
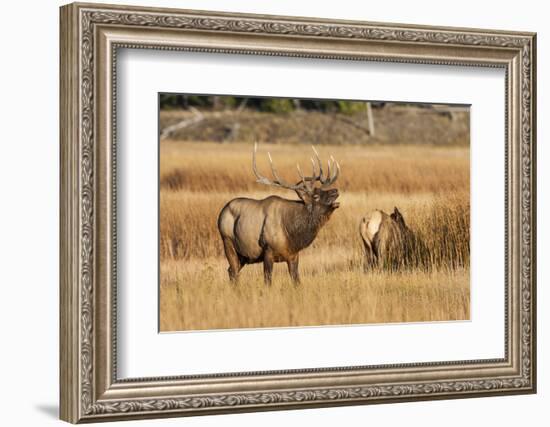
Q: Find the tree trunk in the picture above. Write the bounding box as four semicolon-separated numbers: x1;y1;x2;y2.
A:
365;102;375;137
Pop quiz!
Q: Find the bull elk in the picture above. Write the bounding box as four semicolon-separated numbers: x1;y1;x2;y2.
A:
360;207;427;271
217;143;341;285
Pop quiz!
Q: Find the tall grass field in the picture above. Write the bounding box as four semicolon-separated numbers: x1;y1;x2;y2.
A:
159;141;470;331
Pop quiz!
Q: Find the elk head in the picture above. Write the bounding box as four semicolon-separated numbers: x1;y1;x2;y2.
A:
390;207;406;228
252;143;341;216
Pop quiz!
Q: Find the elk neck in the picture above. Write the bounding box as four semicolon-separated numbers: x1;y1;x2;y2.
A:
283;202;332;253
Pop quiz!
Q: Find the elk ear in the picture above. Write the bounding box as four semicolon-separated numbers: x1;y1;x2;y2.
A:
392;207;406;225
295;188;313;205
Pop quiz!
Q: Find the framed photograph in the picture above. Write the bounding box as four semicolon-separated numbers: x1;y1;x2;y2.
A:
60;2;537;423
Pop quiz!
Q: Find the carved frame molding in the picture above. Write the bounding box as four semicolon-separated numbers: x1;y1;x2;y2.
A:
60;2;536;423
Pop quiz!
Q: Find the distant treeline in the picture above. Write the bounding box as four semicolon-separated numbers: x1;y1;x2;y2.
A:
160;94;387;114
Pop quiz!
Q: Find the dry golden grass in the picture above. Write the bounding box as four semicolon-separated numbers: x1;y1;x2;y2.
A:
159;141;470;331
160;260;469;330
160;141;469;194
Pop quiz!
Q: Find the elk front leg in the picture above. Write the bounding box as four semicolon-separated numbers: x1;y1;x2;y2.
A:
263;250;274;286
287;255;301;285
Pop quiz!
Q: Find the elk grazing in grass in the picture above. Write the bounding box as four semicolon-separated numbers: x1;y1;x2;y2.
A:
360;207;427;271
217;143;340;286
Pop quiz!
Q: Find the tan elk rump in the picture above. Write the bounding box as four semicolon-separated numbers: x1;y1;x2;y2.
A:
218;143;340;285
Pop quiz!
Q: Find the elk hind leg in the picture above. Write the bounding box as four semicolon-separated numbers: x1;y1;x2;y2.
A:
362;239;377;272
360;217;378;272
222;237;242;283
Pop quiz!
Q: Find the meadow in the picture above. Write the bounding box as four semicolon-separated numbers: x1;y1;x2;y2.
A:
159;141;470;331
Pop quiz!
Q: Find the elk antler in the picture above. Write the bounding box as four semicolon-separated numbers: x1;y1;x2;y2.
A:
312;146;340;187
252;143;340;191
253;143;304;190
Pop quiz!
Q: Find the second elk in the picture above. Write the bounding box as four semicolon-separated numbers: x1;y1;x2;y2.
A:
359;207;428;271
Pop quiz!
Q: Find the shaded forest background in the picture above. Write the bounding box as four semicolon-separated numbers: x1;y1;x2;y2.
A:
159;94;470;146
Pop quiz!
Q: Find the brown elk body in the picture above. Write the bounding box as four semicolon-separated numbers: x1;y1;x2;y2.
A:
218;144;340;285
360;207;425;271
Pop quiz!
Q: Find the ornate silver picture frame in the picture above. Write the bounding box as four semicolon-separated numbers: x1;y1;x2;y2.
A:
60;2;536;423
